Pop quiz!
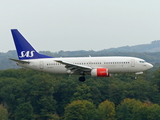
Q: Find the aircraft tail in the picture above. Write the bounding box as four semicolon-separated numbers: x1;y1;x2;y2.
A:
11;29;53;60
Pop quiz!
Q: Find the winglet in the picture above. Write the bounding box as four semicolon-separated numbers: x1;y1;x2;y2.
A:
11;29;53;60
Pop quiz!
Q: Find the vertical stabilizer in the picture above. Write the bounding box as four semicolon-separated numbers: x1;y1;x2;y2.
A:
11;29;52;60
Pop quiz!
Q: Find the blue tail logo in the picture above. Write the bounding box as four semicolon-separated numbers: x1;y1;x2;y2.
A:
19;51;35;58
11;29;53;60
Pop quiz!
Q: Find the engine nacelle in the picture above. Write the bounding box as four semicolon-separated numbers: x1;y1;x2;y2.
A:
91;68;110;77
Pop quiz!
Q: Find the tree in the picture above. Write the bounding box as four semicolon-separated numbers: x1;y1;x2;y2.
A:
147;104;160;120
0;105;8;120
71;82;102;105
53;76;78;115
64;100;97;120
107;83;125;105
116;98;145;120
132;102;149;120
15;102;34;120
0;72;57;119
98;100;116;120
26;74;57;119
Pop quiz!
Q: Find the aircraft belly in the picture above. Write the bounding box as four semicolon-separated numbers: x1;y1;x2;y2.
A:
47;66;67;74
108;64;129;73
18;62;36;69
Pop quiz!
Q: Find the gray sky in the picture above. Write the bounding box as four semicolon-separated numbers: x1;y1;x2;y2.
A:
1;0;160;52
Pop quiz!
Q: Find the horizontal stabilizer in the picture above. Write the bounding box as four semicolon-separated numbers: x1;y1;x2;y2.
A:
9;58;30;64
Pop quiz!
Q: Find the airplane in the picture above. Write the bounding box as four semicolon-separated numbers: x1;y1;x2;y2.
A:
10;29;153;82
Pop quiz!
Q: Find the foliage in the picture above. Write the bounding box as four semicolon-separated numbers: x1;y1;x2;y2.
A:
15;102;34;120
116;98;160;120
146;104;160;120
0;68;159;119
116;98;146;120
98;100;116;120
64;100;97;120
0;105;8;120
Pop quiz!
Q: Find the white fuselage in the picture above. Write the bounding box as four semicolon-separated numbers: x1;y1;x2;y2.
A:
17;56;153;75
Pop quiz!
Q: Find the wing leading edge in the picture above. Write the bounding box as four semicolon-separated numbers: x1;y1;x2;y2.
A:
55;60;92;74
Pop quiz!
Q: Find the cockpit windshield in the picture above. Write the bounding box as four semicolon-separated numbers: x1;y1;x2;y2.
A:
139;61;146;63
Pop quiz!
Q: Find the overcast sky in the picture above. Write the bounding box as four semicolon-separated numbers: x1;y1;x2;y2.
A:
1;0;160;52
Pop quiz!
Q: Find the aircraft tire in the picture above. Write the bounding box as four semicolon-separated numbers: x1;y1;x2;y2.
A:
79;76;85;82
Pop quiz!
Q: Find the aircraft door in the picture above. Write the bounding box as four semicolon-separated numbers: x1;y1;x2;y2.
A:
40;61;44;69
131;59;135;67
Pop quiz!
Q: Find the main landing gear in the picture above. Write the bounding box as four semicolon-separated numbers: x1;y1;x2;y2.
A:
79;76;85;82
79;73;86;82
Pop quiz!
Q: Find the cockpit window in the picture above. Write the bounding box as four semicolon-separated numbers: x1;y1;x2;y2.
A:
139;61;146;63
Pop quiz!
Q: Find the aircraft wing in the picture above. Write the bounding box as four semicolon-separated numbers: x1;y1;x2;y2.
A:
9;58;30;64
55;60;92;73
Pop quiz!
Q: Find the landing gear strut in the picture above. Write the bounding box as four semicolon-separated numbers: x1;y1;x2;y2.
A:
79;73;86;82
79;76;85;82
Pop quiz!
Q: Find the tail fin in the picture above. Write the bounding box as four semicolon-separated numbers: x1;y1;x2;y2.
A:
11;29;52;60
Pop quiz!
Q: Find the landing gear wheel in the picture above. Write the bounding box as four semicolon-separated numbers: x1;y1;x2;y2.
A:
79;76;85;82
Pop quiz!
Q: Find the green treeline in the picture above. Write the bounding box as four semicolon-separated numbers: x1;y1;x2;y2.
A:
0;69;160;119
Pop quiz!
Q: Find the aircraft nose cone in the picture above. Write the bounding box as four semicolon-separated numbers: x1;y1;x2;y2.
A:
149;63;153;69
147;63;153;69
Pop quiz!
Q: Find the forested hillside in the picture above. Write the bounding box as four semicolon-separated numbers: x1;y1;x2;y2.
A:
0;50;20;70
105;40;160;52
0;68;160;119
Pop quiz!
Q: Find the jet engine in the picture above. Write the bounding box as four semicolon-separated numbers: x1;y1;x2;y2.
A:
91;68;110;77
